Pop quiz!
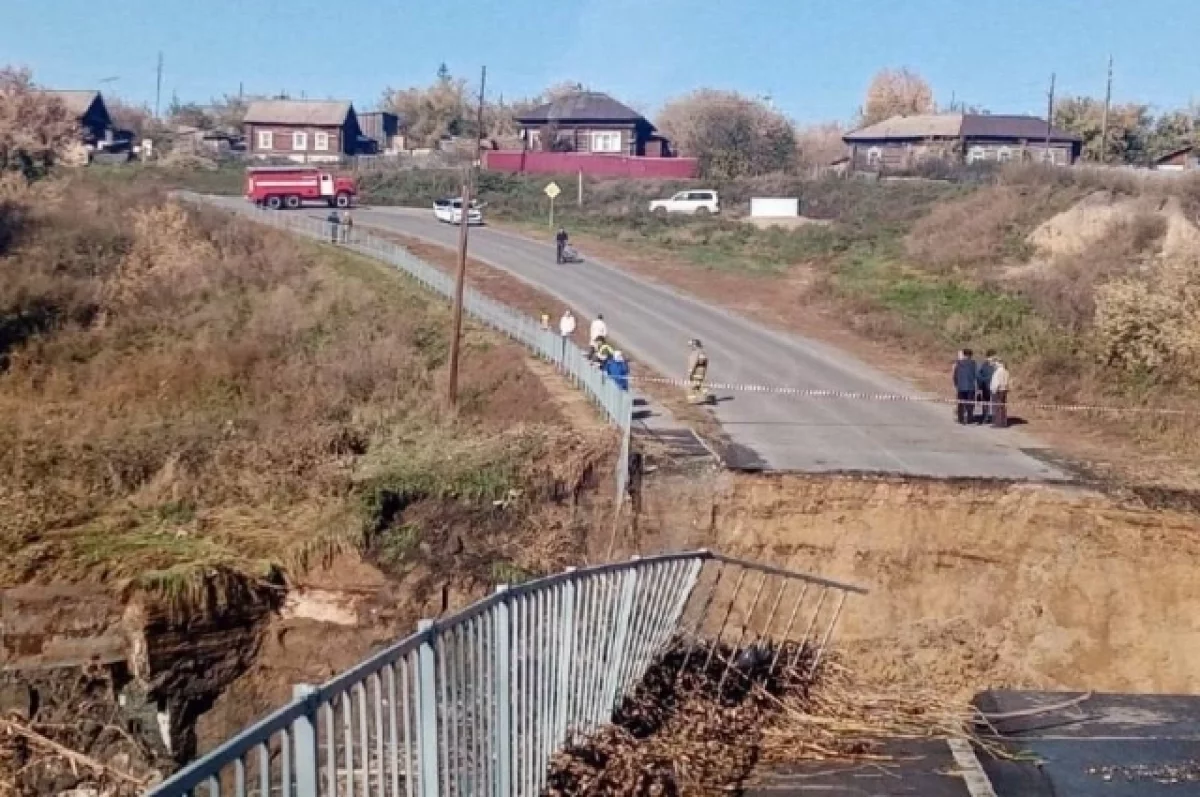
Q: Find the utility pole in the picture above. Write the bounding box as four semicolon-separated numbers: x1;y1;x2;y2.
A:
1099;55;1113;163
155;51;164;119
1044;72;1056;154
447;65;488;409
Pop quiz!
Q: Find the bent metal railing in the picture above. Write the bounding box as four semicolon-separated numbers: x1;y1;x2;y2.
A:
149;551;864;797
174;194;634;500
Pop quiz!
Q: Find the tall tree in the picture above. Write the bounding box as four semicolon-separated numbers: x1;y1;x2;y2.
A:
0;67;78;178
657;89;797;178
381;66;470;148
1144;108;1197;161
1054;96;1153;163
860;68;935;126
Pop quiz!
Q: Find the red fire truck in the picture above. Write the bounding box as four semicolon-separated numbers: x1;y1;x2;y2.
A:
244;166;357;210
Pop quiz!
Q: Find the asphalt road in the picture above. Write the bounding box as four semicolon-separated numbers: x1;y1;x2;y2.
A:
294;203;1064;479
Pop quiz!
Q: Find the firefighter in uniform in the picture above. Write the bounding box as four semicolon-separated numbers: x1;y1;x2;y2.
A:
687;338;709;404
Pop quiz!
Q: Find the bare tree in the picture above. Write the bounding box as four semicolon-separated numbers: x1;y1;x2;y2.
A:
795;122;847;168
0;67;77;178
657;89;797;178
860;68;935;126
106;96;154;138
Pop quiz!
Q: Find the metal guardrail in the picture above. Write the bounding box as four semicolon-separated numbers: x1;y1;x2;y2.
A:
175;194;635;500
149;551;864;797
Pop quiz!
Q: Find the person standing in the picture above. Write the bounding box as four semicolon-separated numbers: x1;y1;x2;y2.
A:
589;313;608;347
339;209;353;243
977;350;996;425
558;309;576;359
555;228;569;264
952;349;977;424
327;209;340;244
990;358;1010;428
687;338;709;404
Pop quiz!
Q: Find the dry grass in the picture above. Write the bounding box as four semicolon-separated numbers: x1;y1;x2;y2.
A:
904;182;1085;270
0;176;587;603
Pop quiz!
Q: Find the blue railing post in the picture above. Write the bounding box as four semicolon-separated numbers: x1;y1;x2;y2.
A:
417;620;440;797
603;561;640;714
291;685;319;797
493;586;513;797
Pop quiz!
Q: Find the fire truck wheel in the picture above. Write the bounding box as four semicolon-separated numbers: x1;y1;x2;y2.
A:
284;195;301;210
266;195;283;210
335;193;351;208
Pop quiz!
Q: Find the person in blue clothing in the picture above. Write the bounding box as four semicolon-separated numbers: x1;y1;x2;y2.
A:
604;350;630;391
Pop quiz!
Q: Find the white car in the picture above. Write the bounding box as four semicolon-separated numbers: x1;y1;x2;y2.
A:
648;190;720;216
433;197;483;225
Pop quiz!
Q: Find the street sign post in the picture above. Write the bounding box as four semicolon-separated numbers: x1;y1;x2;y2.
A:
544;181;561;228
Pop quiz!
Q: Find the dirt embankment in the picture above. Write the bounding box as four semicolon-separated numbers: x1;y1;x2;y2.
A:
633;468;1200;698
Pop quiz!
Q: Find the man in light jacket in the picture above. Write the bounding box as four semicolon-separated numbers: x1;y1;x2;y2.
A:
589;314;608;347
990;359;1011;428
558;309;576;359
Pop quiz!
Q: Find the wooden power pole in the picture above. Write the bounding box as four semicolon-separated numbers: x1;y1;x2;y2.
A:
1044;72;1056;153
155;52;164;119
446;65;488;409
1099;56;1114;163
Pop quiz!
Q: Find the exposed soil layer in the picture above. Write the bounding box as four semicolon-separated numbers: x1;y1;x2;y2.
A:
632;469;1200;698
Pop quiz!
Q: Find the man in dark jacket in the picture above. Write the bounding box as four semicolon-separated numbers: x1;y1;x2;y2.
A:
555;228;569;263
952;349;977;424
976;350;997;425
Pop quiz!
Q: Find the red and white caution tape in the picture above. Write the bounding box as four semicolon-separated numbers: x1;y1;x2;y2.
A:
628;375;1194;416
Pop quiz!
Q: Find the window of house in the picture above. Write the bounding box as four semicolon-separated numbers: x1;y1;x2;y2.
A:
997;146;1013;163
314;132;330;152
967;146;986;164
1041;148;1057;165
257;130;274;150
292;131;308;151
866;146;882;166
590;131;622;153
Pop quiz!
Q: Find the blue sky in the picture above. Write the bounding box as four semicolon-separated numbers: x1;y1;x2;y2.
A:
4;0;1198;123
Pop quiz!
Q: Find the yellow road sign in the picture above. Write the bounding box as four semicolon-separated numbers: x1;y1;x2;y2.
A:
544;181;561;199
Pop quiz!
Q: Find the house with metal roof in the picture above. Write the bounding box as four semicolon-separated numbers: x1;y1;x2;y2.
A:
514;91;672;157
843;113;1082;171
243;99;363;162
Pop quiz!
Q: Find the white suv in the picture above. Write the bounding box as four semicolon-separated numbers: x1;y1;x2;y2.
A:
433;197;483;225
649;190;720;216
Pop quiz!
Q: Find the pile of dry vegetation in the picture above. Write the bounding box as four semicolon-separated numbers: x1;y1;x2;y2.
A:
0;175;608;609
546;640;980;797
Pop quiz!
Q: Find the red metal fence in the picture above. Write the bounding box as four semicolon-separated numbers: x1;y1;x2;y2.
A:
483;150;700;179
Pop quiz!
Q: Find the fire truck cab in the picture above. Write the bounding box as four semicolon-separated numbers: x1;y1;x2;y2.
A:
245;166;357;210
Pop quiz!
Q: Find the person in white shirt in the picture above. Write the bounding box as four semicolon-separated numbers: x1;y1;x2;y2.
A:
559;309;576;338
589;314;608;346
558;309;576;359
989;359;1010;428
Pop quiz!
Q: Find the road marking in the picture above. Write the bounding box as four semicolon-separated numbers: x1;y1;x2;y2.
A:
628;376;1193;417
947;738;999;797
